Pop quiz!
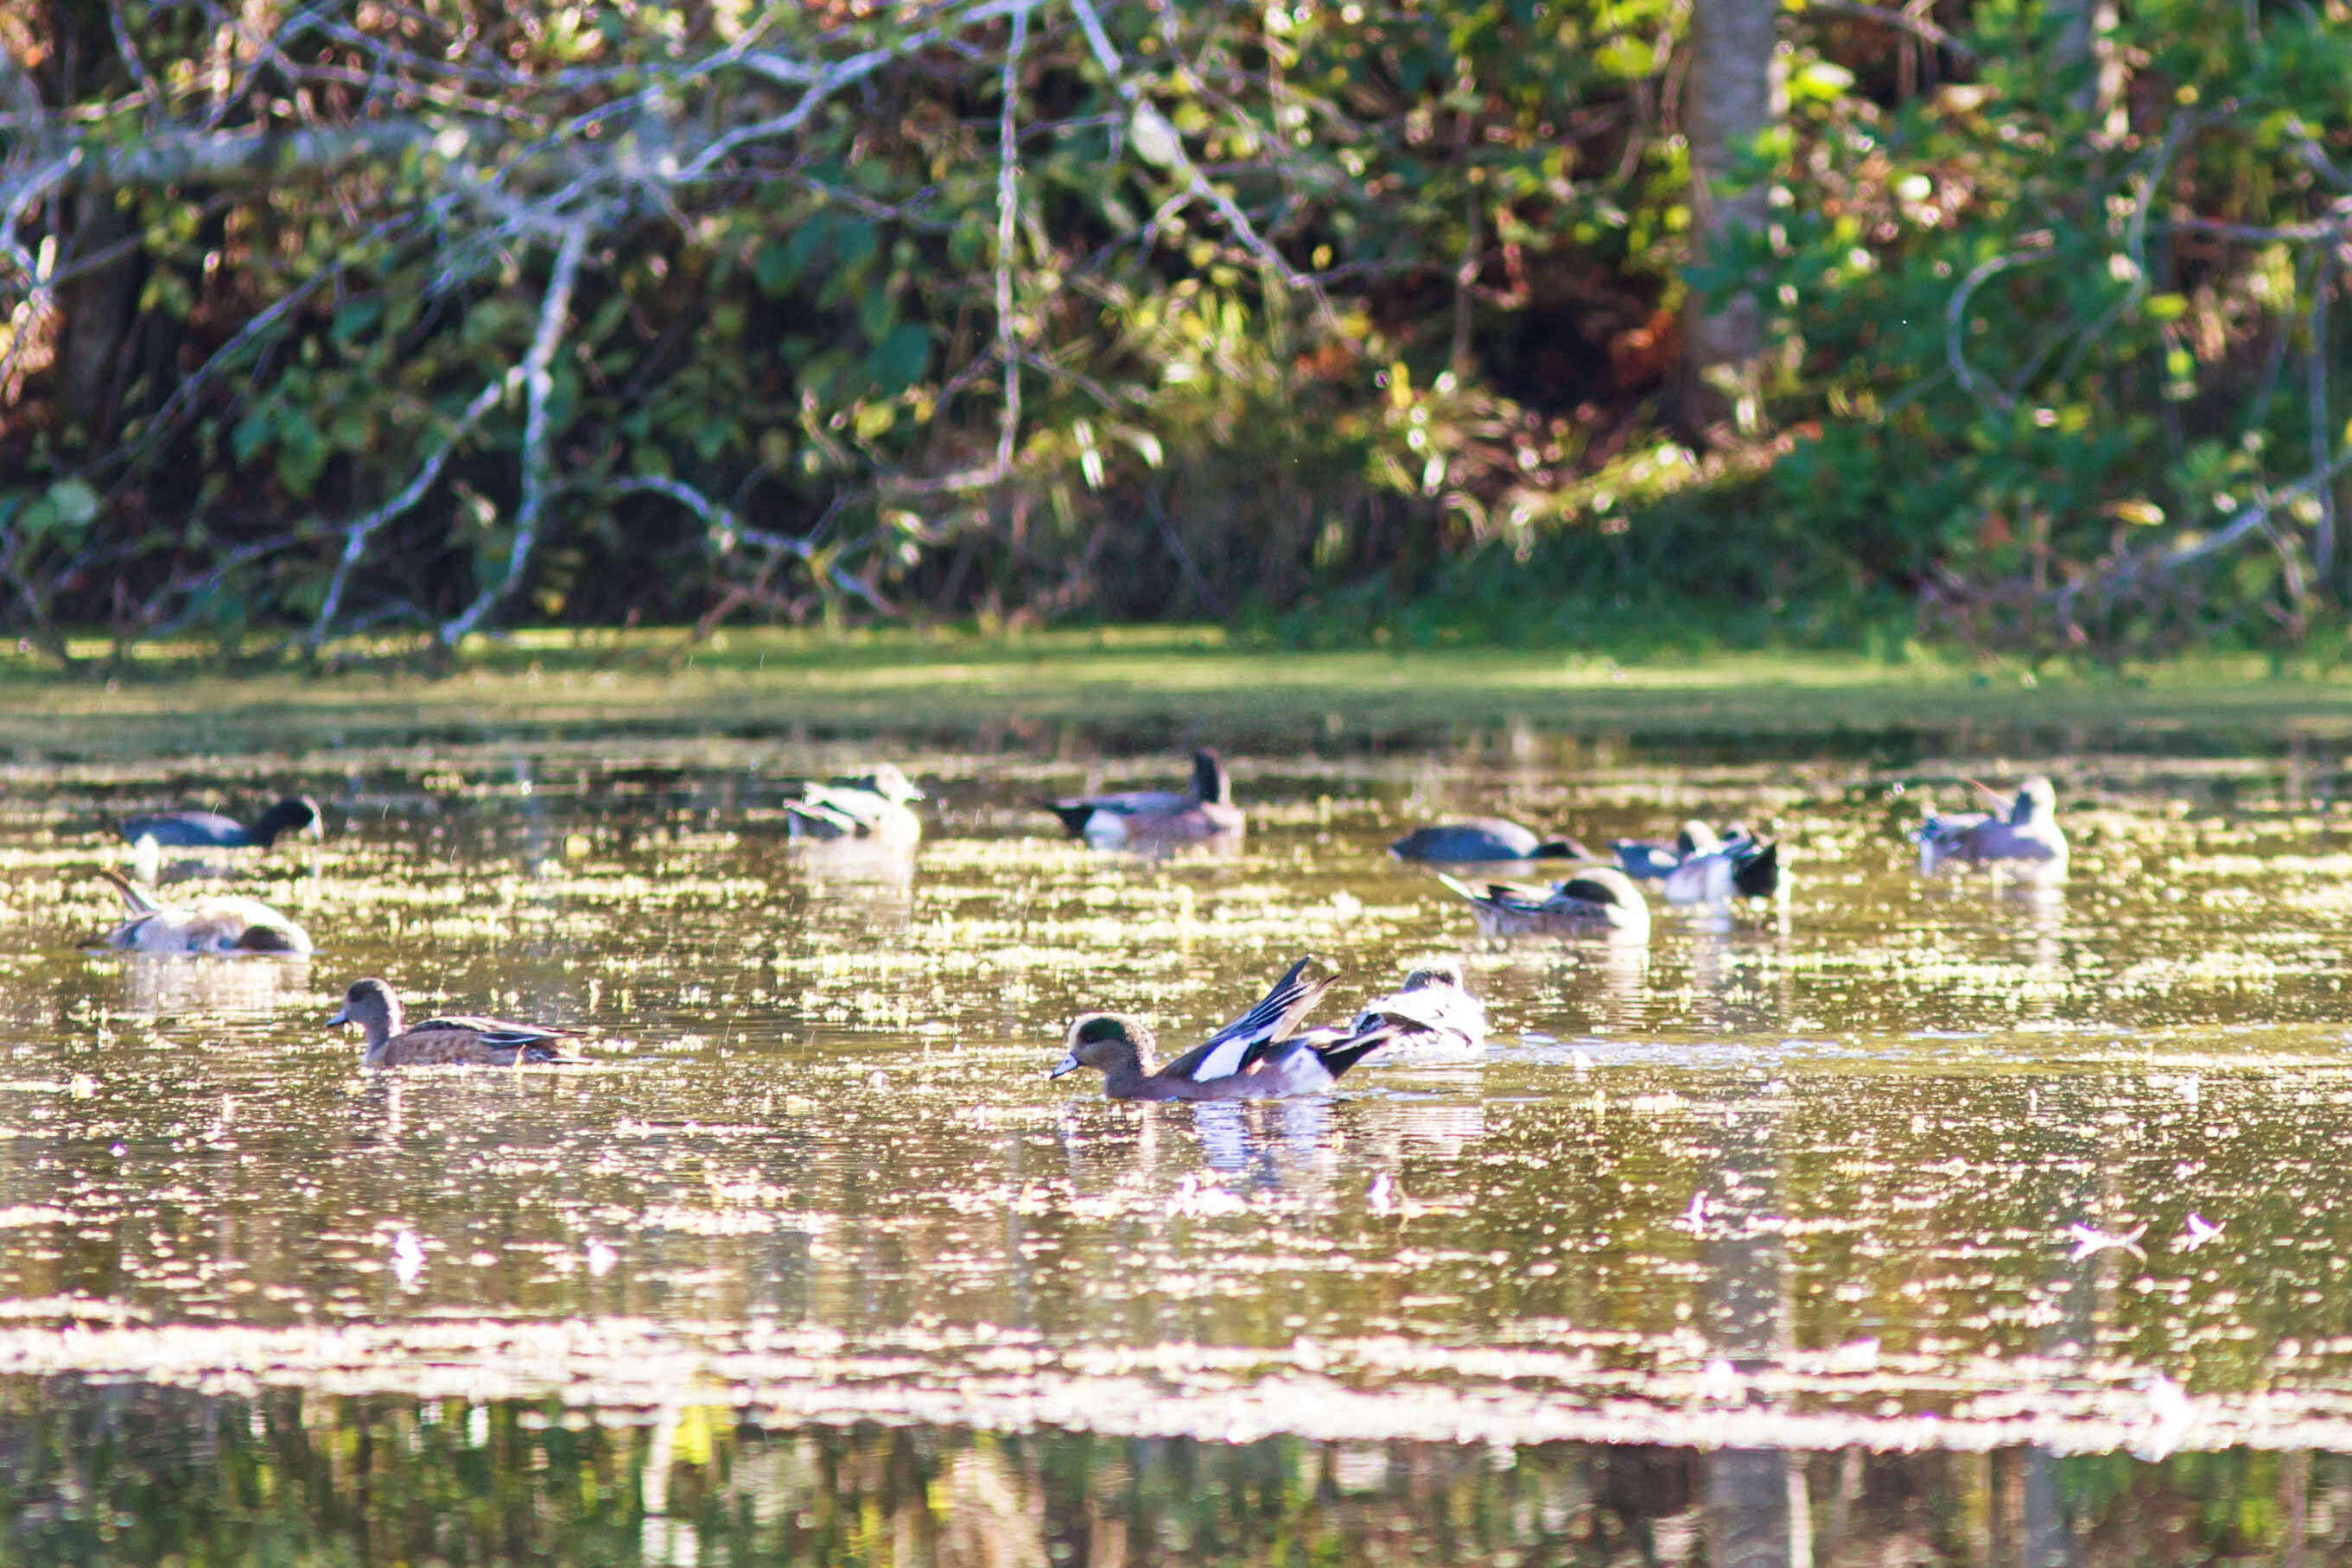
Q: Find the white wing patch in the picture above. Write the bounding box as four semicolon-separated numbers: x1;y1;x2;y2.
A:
1188;1036;1252;1081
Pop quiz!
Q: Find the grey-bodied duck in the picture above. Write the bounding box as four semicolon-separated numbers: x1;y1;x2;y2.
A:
96;867;313;955
784;764;924;843
1913;777;2066;873
326;977;583;1068
1390;820;1596;864
1439;865;1651;941
1040;749;1243;845
1050;956;1398;1100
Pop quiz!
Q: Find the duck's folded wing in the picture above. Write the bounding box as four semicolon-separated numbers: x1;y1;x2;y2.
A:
1438;873;1558;915
1910;810;1989;845
1611;841;1681;879
808;784;891;824
118;810;243;847
412;1014;582;1045
1159;957;1334;1082
1060;789;1194;818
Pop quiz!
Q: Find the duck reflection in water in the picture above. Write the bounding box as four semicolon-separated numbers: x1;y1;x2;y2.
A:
781;835;917;936
1188;1098;1335;1192
115;951;310;1019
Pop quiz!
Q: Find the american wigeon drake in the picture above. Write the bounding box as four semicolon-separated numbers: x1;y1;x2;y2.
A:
1661;835;1781;906
1051;956;1397;1100
96;867;313;955
1389;820;1596;864
1344;960;1489;1060
784;764;924;843
325;977;582;1068
1039;749;1243;844
1438;865;1651;941
1611;820;1729;880
1913;777;2067;872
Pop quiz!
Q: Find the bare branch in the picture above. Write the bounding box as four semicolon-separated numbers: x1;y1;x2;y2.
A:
675;0;1033;181
1946;250;2051;416
1801;0;1976;60
2310;259;2337;581
993;0;1031;479
308;374;510;650
1064;0;1343;337
437;215;594;648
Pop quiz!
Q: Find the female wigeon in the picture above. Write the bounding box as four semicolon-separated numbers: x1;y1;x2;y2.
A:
325;977;582;1068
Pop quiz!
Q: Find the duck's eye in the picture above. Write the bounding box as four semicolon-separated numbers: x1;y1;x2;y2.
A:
346;982;371;1002
1075;1016;1127;1046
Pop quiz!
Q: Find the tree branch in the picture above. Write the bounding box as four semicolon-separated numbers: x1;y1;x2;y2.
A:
437;215;593;648
308;373;510;651
1802;0;1976;60
1064;0;1343;338
1946;249;2051;416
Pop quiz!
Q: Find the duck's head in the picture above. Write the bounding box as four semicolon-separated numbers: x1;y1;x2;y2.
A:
1561;866;1642;910
326;977;403;1040
867;765;925;804
256;795;324;844
1191;749;1231;806
2011;777;2058;824
1052;1013;1154;1078
1401;959;1465;991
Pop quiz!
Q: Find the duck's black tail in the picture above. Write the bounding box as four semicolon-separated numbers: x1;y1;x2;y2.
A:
1035;799;1097;837
1733;841;1781;898
1309;1022;1405;1080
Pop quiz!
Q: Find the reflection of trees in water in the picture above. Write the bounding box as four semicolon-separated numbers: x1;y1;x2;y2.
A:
0;1385;2330;1565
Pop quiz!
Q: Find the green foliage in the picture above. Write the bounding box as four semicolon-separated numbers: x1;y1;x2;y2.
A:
0;0;2343;663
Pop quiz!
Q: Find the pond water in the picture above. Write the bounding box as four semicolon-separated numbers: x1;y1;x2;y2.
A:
3;730;2352;1563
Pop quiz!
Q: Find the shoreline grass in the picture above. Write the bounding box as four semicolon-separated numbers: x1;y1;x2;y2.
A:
0;626;2344;763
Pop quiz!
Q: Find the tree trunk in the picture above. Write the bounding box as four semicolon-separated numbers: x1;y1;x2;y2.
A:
55;181;141;437
1681;0;1777;429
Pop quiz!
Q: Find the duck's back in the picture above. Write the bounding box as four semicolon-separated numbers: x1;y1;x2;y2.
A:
380;1018;576;1067
1392;819;1541;861
120;810;246;848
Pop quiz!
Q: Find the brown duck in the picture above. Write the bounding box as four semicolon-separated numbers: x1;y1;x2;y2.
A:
326;977;583;1068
